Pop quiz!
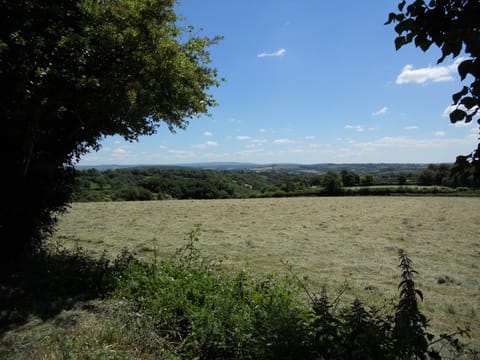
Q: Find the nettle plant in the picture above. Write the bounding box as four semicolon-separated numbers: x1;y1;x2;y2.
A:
111;229;471;359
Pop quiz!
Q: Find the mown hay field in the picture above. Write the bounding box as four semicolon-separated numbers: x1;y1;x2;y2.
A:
50;196;480;347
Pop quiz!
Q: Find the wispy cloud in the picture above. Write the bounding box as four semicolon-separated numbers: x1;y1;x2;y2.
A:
236;149;266;157
396;58;463;84
309;143;330;149
167;149;197;159
353;136;471;149
469;127;478;139
305;135;316;140
272;138;295;145
257;48;286;58
372;106;388;116
344;124;365;132
403;126;419;130
252;137;268;144
203;131;214;137
113;148;127;156
442;104;479;119
193;141;218;149
434;131;446;137
236;135;252;141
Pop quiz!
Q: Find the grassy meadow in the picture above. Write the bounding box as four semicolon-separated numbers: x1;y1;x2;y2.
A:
48;196;480;348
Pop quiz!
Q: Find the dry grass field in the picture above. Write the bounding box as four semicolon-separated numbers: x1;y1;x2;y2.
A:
50;196;480;348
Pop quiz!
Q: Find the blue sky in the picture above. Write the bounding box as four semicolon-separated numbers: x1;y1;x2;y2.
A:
80;1;477;166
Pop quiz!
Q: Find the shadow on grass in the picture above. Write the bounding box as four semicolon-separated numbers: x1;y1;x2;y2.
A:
0;245;133;335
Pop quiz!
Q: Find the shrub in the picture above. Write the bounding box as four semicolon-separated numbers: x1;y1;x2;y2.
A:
2;231;471;359
111;232;470;359
112;186;154;201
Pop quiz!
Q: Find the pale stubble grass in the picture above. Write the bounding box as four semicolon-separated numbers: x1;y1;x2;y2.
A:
50;196;480;348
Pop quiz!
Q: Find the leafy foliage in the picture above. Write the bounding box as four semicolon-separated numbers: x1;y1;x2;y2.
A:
321;171;344;194
72;165;480;202
110;232;470;359
0;0;221;262
1;232;474;359
386;0;480;183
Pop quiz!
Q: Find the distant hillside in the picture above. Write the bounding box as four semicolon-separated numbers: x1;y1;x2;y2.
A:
73;162;479;202
77;162;437;176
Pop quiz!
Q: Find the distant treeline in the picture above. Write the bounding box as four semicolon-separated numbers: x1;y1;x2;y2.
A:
72;164;479;202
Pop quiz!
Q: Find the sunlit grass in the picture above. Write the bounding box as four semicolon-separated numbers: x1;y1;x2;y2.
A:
49;196;480;348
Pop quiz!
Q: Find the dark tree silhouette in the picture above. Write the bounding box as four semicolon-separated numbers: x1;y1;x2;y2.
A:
387;0;480;183
0;0;221;267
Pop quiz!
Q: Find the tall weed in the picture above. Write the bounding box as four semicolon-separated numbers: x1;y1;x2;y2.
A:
112;230;472;359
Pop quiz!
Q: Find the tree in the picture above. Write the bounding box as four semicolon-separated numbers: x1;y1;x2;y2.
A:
321;171;343;194
340;169;360;187
386;0;480;182
360;174;374;186
417;169;435;186
0;0;221;265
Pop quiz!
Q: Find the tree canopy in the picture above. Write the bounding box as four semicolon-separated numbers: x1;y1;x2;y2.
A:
386;0;480;180
0;0;221;264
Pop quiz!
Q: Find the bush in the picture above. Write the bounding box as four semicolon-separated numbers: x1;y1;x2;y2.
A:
112;186;154;201
2;232;472;359
111;231;470;359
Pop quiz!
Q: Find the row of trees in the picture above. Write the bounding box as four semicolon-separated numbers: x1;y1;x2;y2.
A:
73;165;477;201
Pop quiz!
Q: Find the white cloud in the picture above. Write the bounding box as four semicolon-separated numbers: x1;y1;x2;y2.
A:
236;135;251;141
193;141;218;149
396;58;463;84
159;145;168;149
442;104;479;119
203;131;214;137
114;140;122;145
434;131;446;137
273;138;295;145
344;124;365;132
309;143;330;149
442;105;457;117
404;126;419;130
257;48;286;58
305;135;316;140
167;149;197;159
113;148;127;155
252;137;268;144
236;149;266;157
469;128;479;139
372;106;388;116
353;136;472;150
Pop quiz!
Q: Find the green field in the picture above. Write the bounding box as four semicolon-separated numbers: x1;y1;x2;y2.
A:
49;196;480;348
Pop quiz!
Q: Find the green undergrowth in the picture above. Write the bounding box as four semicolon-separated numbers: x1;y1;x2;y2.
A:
1;229;477;359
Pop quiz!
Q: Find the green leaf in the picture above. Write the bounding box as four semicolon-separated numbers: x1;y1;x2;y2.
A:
398;0;406;11
449;109;467;123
